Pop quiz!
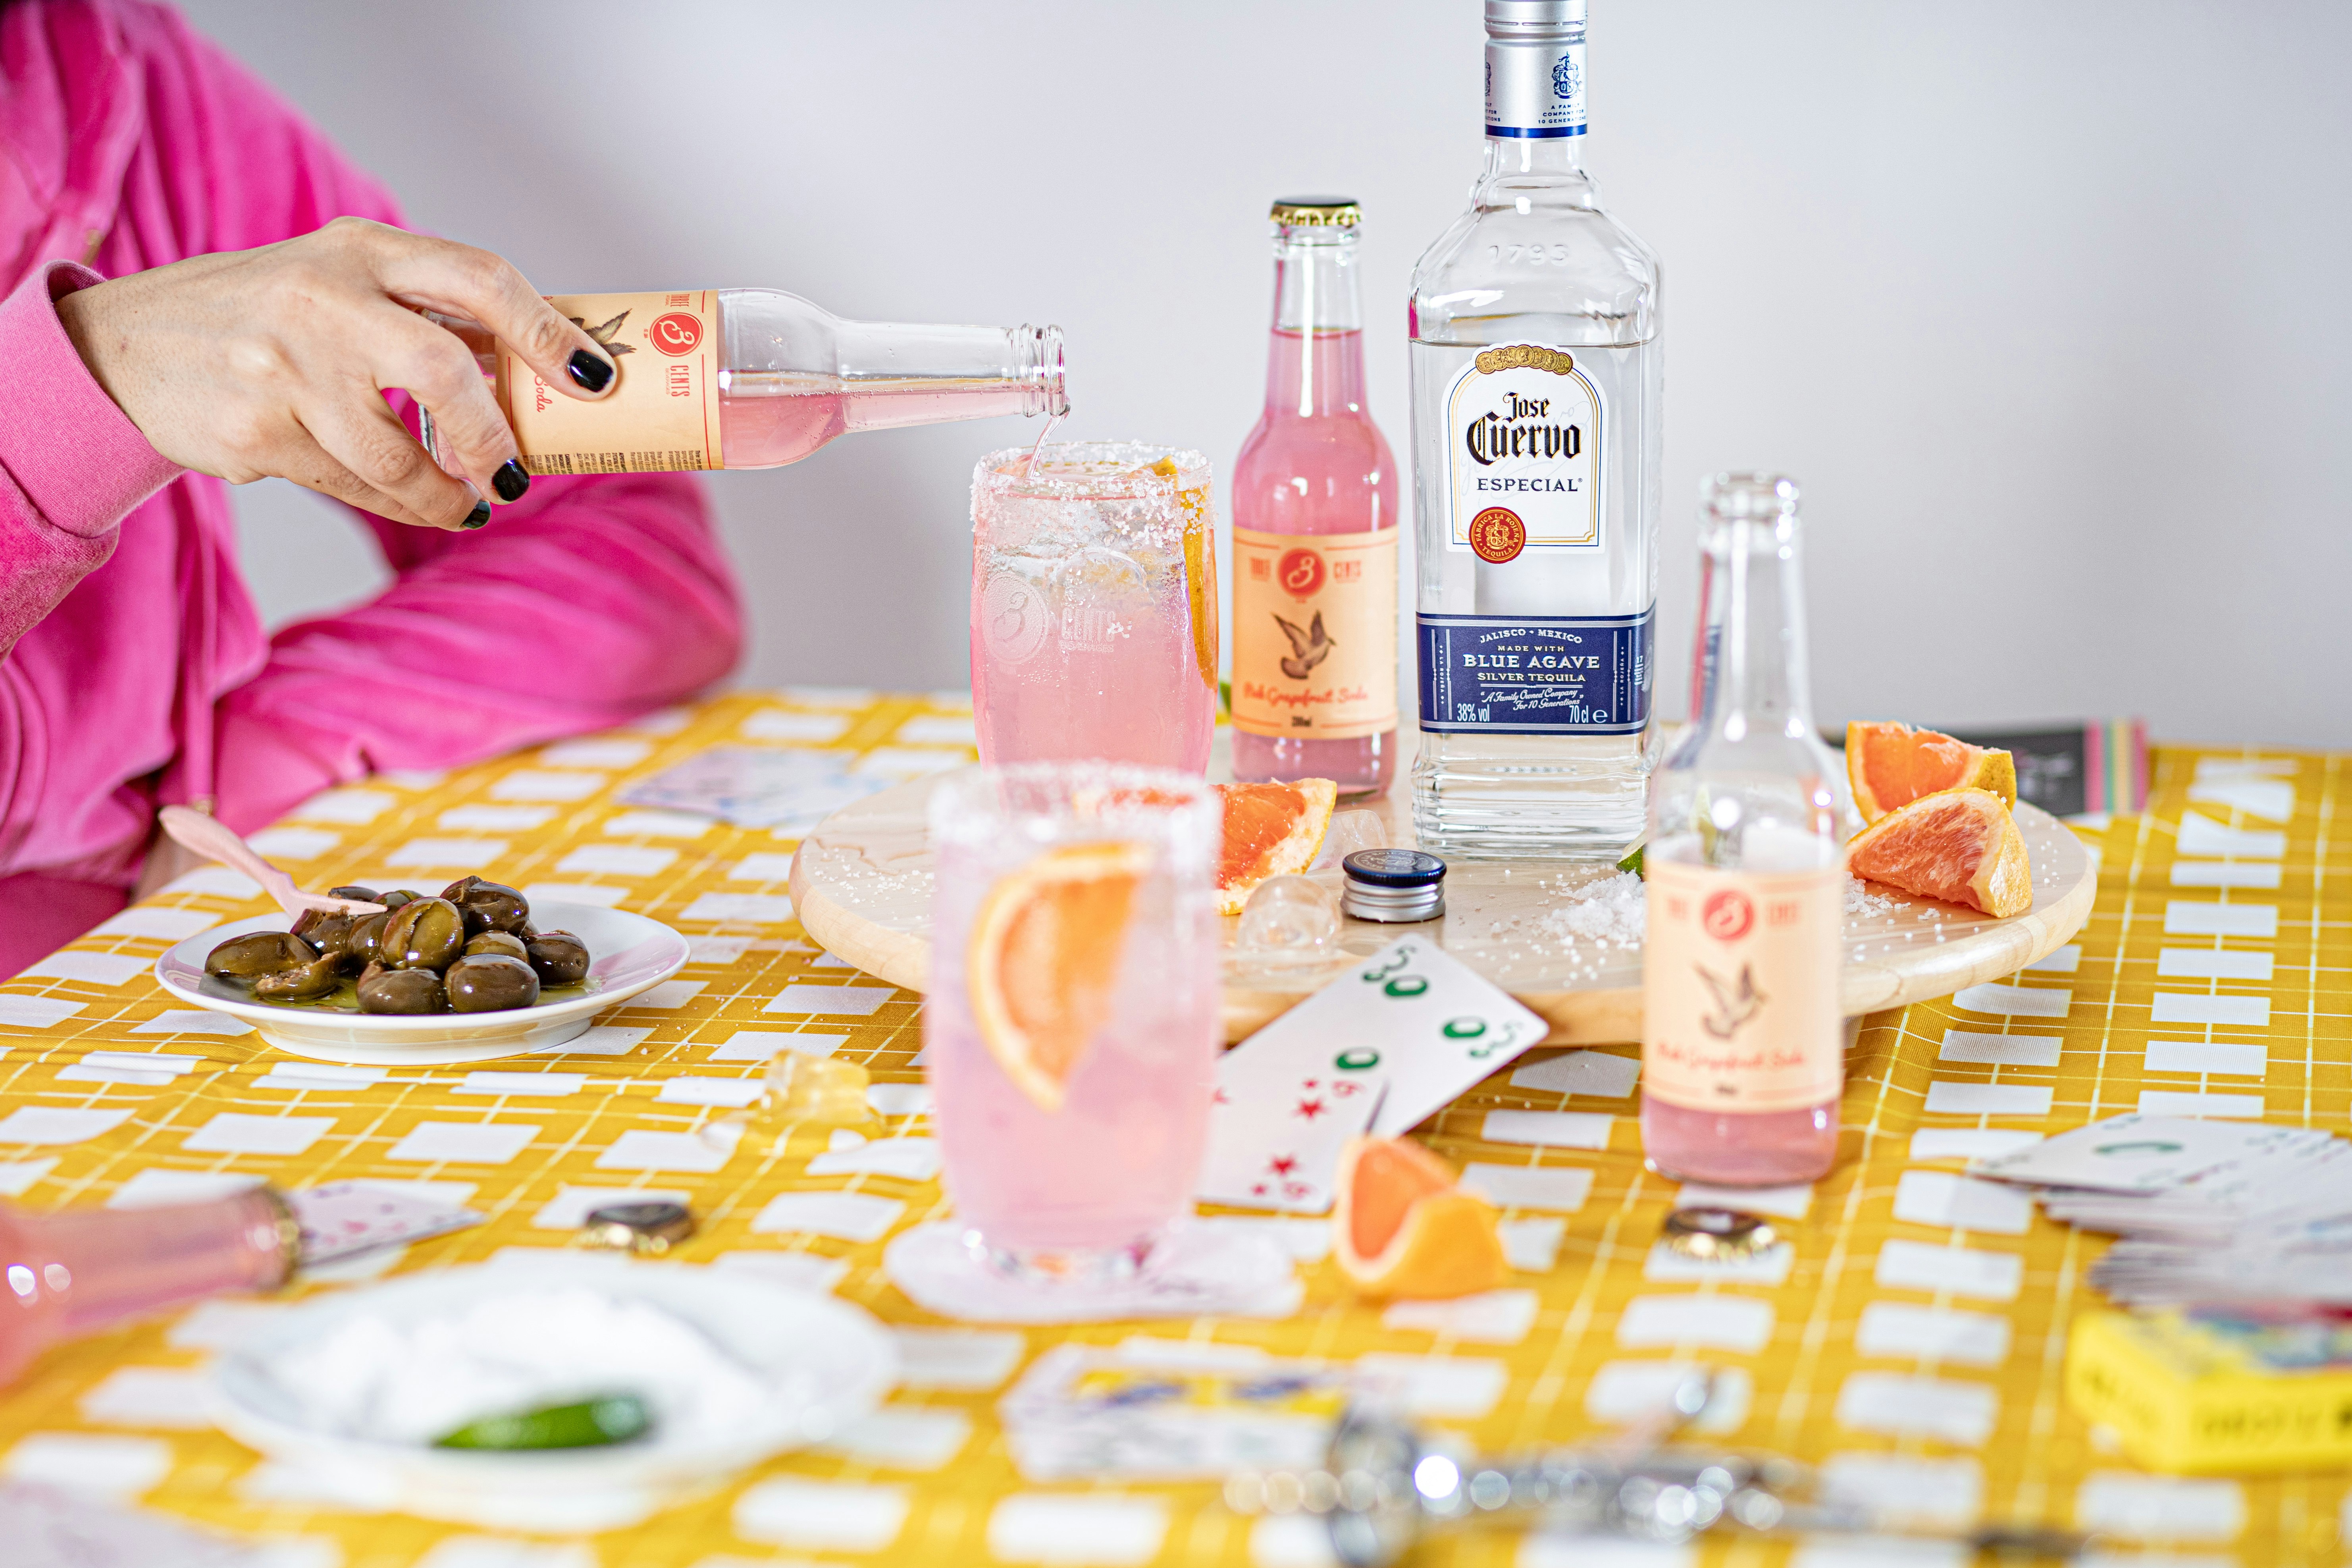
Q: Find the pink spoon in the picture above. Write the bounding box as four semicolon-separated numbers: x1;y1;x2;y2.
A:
156;806;387;919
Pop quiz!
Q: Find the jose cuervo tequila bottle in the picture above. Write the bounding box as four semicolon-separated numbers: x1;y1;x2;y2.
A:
1408;0;1662;858
1642;475;1843;1186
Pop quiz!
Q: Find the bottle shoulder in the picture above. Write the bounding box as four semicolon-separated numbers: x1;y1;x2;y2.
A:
1410;188;1660;348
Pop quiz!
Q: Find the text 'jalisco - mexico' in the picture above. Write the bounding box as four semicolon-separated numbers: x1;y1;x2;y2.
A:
1466;393;1583;466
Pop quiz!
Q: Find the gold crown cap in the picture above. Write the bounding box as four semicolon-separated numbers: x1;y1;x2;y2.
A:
1270;197;1361;229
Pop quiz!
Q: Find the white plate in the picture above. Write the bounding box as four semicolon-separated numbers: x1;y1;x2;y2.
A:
210;1256;897;1528
155;902;689;1065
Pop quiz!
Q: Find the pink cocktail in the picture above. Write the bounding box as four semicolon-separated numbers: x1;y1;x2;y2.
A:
970;443;1217;774
925;764;1219;1269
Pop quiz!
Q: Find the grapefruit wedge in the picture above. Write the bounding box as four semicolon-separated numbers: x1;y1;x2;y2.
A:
1212;779;1338;916
1846;720;2017;823
968;840;1150;1112
1847;787;2033;918
1332;1135;1510;1300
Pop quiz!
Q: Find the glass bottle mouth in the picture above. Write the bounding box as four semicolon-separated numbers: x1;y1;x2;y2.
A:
1701;472;1800;522
1020;325;1069;418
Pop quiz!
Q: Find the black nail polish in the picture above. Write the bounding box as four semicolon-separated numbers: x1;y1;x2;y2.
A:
493;459;530;503
568;350;614;393
462;501;491;530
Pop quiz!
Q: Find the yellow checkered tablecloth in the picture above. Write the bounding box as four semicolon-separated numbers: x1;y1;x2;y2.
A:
0;690;2339;1567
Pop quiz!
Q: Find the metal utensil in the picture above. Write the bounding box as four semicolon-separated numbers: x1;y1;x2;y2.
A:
156;805;385;918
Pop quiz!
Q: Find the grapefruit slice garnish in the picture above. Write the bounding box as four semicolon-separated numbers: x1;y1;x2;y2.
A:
967;840;1150;1113
1846;720;2017;823
1332;1136;1510;1299
1847;786;2034;918
1212;779;1338;916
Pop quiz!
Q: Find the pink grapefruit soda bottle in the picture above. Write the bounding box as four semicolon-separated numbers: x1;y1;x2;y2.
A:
1229;199;1400;797
426;291;1066;475
1641;474;1844;1185
0;1190;294;1386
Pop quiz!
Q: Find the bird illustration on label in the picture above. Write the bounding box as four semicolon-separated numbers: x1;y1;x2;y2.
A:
1275;611;1335;680
1695;962;1764;1039
568;310;636;356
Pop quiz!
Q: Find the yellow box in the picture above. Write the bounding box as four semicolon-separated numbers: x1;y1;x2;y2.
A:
2067;1306;2352;1474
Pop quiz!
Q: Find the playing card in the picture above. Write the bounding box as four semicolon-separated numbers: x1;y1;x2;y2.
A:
1196;1063;1385;1213
1195;936;1548;1212
616;747;890;831
288;1181;482;1267
1969;1114;2320;1194
998;1344;1383;1481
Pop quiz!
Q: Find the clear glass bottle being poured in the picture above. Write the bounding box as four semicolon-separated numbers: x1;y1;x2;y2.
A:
426;289;1067;475
1640;474;1845;1186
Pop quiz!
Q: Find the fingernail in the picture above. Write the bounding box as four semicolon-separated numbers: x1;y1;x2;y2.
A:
462;501;491;530
493;459;530;503
568;350;614;393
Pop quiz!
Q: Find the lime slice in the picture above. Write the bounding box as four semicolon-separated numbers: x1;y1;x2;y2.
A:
434;1394;652;1451
1616;843;1645;879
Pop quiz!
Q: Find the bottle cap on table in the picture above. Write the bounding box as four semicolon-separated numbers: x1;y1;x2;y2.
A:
582;1200;697;1256
1659;1206;1776;1261
1342;849;1446;923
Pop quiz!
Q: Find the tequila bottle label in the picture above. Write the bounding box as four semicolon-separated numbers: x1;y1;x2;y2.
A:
1416;609;1651;734
495;290;722;474
1230;525;1398;741
1441;344;1602;551
1642;860;1844;1113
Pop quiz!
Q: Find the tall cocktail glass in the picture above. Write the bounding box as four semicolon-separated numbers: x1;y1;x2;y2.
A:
971;443;1218;773
925;763;1220;1277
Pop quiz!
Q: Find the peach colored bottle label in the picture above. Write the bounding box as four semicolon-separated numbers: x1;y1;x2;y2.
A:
1643;858;1844;1113
1229;525;1398;741
497;291;722;474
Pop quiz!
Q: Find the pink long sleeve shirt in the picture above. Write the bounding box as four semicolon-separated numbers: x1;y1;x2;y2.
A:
0;0;743;975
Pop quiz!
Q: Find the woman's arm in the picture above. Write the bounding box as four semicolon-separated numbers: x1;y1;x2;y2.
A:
0;262;184;656
210;468;743;833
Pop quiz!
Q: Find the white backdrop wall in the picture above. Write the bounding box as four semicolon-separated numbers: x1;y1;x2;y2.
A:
177;0;2352;747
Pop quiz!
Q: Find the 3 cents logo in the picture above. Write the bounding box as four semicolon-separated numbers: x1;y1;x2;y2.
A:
649;312;704;356
1701;889;1754;942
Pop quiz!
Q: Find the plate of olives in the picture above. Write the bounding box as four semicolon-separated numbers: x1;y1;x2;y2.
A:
157;878;690;1066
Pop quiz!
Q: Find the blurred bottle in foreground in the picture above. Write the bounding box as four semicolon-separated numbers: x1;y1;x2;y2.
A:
1229;199;1400;798
0;1190;293;1386
1641;475;1843;1186
426;289;1066;475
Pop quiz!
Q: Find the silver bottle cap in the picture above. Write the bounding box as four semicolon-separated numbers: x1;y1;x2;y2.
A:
1343;849;1447;923
1485;0;1586;37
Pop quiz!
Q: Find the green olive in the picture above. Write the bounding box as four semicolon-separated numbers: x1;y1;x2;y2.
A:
465;931;529;961
205;930;316;981
347;912;389;965
445;954;541;1013
329;885;381;904
254;956;344;1002
358;967;446;1015
442;876;531;936
379;896;465;971
525;930;591;987
379;889;419;911
293;909;361;961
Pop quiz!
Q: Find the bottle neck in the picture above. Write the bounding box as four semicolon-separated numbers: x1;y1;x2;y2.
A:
1266;234;1367;417
28;1191;293;1337
1693;513;1820;749
826;320;1069;429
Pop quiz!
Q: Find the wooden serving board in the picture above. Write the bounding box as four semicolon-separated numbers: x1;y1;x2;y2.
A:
788;740;2097;1044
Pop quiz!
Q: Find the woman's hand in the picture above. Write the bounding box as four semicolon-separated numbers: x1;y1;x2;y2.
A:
55;217;618;530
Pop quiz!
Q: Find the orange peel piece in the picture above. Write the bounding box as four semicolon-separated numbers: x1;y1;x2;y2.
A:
1332;1135;1510;1300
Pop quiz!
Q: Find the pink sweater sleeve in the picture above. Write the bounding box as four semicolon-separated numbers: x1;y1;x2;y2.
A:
212;470;743;833
0;260;182;654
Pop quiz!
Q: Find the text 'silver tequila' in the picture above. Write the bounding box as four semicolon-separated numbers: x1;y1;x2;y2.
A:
1408;0;1662;858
